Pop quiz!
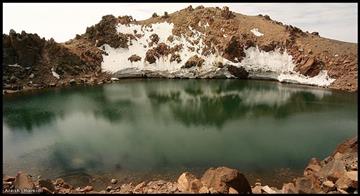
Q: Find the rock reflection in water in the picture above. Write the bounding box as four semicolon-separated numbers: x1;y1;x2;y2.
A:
3;79;357;187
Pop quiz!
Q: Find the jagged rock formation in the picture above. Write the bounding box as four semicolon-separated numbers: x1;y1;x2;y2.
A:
3;6;358;93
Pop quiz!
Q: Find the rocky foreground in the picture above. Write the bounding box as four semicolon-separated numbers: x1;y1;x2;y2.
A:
3;6;358;94
3;136;357;194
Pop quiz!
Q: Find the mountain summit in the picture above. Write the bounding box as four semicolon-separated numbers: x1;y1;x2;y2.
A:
3;6;357;92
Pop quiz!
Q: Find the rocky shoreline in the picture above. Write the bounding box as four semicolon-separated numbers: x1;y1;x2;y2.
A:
3;136;357;194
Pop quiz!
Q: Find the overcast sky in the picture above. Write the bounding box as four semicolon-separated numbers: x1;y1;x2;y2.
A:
3;3;358;43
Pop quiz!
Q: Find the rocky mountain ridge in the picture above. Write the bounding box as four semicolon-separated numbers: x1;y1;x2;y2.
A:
3;6;358;93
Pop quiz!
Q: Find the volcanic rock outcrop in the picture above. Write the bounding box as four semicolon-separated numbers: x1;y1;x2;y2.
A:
3;6;358;93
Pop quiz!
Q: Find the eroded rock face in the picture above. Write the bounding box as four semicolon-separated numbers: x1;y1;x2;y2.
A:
183;55;205;68
223;36;245;63
226;65;249;79
118;15;133;25
200;167;252;194
3;30;45;67
294;57;322;77
45;40;88;77
221;6;235;19
84;15;128;48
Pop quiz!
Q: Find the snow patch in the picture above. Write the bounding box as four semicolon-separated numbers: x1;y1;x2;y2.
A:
101;22;335;87
8;64;22;68
51;67;60;79
250;28;264;37
278;70;335;87
238;46;335;86
240;47;295;74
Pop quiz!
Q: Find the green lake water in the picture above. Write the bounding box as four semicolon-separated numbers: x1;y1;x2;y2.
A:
3;79;357;189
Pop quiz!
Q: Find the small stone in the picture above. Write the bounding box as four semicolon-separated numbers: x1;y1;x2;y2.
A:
252;185;262;194
62;183;71;189
255;182;261;186
106;186;112;192
323;180;335;188
322;180;335;192
3;175;16;182
55;178;64;185
29;73;34;79
39;179;56;192
82;185;93;192
111;178;118;184
281;183;297;193
229;187;239;194
198;186;210;193
42;187;53;194
134;181;146;192
69;79;76;85
262;185;277;193
338;189;348;194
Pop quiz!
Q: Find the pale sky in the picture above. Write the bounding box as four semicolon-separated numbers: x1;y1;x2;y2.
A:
3;3;358;43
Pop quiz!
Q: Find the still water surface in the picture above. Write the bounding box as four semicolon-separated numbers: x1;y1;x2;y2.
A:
3;79;357;188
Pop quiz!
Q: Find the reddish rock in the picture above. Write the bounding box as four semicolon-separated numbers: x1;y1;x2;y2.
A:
128;54;142;62
295;177;315;194
39;179;55;192
177;172;203;193
223;36;245;63
183;55;205;68
200;167;252;194
259;41;277;52
155;43;170;56
221;6;235;19
145;49;159;64
3;175;16;182
149;33;159;47
14;172;35;191
282;183;297;193
85;15;128;48
331;136;358;157
294;57;322;77
117;15;133;25
170;53;181;63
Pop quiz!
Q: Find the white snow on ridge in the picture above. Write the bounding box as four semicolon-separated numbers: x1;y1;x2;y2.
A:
250;28;264;37
100;22;335;87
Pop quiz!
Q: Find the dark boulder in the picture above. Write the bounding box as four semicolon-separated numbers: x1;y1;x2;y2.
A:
226;65;249;79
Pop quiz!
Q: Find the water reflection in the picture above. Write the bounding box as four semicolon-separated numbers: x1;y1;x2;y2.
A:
3;79;357;184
